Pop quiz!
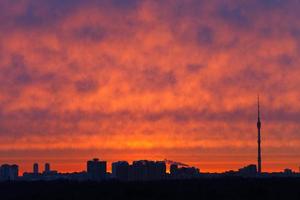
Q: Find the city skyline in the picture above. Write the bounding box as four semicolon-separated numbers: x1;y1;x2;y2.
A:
1;0;300;174
1;98;300;180
0;99;297;175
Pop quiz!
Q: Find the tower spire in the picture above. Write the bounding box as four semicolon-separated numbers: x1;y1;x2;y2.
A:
257;95;262;174
258;95;260;121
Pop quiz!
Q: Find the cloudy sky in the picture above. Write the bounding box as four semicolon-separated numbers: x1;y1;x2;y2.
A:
1;0;300;173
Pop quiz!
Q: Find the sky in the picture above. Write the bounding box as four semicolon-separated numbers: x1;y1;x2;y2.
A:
1;0;300;174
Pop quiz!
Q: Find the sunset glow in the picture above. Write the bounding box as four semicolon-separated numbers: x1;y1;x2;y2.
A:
1;0;300;174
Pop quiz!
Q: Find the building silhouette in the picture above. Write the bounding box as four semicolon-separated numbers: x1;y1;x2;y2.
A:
257;96;262;174
129;160;148;181
44;163;50;174
284;168;293;175
0;164;18;181
170;164;200;179
155;161;167;179
33;163;39;174
112;161;129;181
111;160;167;181
238;164;257;176
87;158;107;180
128;160;166;181
170;164;178;175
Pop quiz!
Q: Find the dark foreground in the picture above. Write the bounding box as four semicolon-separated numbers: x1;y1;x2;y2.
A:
1;178;300;200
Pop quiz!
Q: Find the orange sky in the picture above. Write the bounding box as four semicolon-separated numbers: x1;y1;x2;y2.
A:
1;0;300;174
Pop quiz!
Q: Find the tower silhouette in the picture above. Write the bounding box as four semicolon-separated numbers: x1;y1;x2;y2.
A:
257;95;262;174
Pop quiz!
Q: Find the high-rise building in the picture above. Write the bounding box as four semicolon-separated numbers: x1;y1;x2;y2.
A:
33;163;39;174
45;163;50;174
112;161;129;181
154;161;166;180
10;165;19;180
129;160;149;181
0;164;19;181
257;96;262;174
128;160;166;181
87;158;107;181
170;164;199;179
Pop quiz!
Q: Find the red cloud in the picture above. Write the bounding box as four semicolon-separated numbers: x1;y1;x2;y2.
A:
0;0;300;173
